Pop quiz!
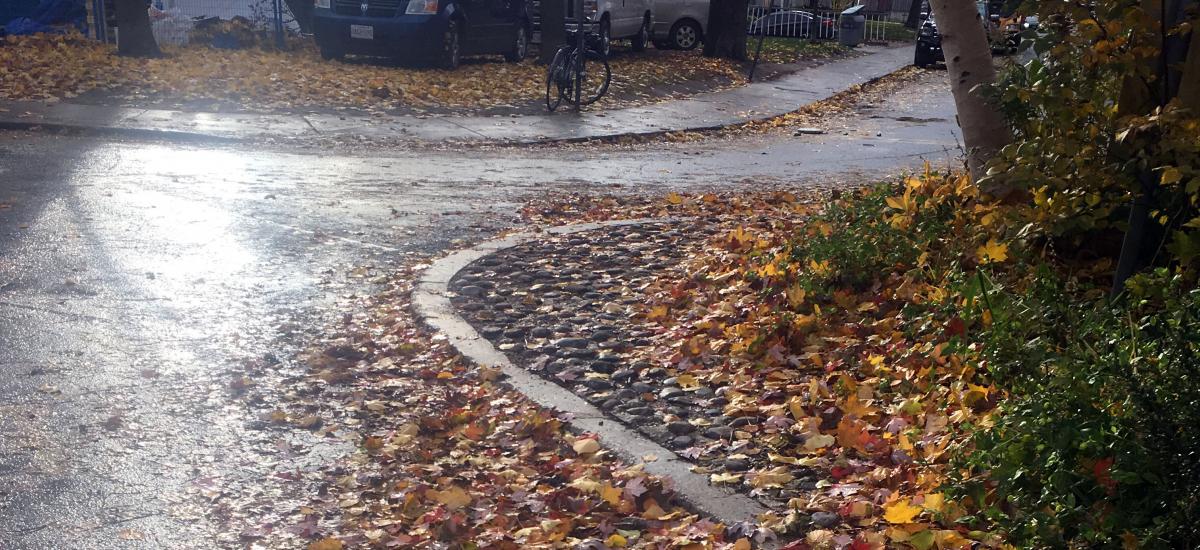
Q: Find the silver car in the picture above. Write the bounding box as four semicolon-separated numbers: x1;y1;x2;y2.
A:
651;0;707;50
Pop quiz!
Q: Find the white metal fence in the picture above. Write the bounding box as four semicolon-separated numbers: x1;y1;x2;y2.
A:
745;6;894;43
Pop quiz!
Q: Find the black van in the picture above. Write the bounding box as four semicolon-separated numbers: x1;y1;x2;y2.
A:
313;0;531;69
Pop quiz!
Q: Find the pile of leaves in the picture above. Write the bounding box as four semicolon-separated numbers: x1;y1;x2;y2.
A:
0;32;745;114
609;160;1196;548
277;264;760;548
624;172;1006;549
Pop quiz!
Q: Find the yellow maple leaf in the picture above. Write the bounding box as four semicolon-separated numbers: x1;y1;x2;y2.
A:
641;498;670;519
883;499;923;524
606;533;628;548
975;238;1009;264
599;483;623;506
710;472;743;484
666;192;684;205
803;433;835;451
748;466;794;488
785;284;807;308
1161;167;1183;185
808;259;831;276
569;477;601;493
308;537;344;550
921;492;946;513
572;438;601;455
676;374;700;389
429;486;472;510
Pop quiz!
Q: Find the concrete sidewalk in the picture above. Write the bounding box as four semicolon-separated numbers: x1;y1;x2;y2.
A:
0;45;911;143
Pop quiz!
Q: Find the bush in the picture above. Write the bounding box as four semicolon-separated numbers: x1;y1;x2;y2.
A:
952;270;1200;548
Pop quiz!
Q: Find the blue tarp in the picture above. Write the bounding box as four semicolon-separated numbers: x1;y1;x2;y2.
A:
3;0;86;36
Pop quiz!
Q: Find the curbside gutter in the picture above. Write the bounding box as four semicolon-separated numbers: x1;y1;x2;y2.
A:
412;219;770;527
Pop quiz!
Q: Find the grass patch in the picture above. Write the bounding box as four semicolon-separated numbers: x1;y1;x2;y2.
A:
752;37;849;64
870;21;917;42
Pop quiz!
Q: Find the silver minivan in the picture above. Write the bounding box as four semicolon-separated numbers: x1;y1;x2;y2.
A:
583;0;653;56
651;0;707;50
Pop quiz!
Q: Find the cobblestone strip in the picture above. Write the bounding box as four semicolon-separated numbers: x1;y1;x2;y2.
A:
412;219;769;526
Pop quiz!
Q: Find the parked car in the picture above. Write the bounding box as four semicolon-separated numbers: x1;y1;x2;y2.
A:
573;0;652;56
913;11;943;68
312;0;531;69
650;0;706;51
747;10;834;39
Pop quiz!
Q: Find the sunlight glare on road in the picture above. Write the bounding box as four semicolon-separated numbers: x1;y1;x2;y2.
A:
106;146;256;282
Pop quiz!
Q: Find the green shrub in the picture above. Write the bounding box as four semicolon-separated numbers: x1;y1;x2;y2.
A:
953;270;1200;548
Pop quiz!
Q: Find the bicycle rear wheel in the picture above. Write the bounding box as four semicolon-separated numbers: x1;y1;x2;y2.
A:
577;49;611;106
545;48;569;112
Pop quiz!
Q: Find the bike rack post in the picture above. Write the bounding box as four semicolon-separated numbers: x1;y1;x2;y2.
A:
574;0;585;110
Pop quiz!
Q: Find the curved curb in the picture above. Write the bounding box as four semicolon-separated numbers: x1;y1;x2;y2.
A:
412;218;769;526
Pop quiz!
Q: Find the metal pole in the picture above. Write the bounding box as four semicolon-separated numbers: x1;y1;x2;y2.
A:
273;0;285;49
748;0;770;82
575;0;585;110
93;0;108;42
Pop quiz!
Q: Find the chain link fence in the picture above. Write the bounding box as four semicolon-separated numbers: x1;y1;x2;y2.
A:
85;0;290;46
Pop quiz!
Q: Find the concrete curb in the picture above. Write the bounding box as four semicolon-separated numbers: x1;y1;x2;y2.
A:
412;219;770;527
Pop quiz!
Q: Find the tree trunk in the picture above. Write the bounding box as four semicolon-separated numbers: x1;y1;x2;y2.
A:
1178;18;1200;113
539;0;566;63
284;0;313;34
929;0;1010;184
1111;0;1197;293
904;0;924;28
703;0;750;61
114;0;160;57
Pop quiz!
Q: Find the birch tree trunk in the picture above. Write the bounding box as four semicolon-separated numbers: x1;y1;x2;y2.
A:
929;0;1009;184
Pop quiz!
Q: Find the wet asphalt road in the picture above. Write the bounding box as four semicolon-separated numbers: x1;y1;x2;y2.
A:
0;71;959;548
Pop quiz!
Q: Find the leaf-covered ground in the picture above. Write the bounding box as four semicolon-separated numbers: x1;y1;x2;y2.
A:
242;263;769;549
515;176;1021;549
1;33;773;116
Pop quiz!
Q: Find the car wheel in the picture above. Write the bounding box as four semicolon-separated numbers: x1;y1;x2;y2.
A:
505;24;528;62
319;45;344;61
598;18;611;57
631;16;649;52
441;19;461;69
670;19;700;51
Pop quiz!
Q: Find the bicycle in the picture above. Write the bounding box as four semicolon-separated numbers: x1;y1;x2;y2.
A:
545;25;611;112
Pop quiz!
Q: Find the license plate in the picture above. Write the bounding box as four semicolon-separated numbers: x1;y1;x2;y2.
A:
350;24;373;39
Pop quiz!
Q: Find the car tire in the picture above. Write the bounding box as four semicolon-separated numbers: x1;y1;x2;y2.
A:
914;47;933;68
669;19;700;51
631;16;649;52
504;24;528;62
440;19;461;69
597;18;612;57
319;45;344;61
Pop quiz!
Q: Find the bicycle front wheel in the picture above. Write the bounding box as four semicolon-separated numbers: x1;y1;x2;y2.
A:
577;49;611;106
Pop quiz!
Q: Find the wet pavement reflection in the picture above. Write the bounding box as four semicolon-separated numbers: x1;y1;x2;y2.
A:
0;72;960;548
